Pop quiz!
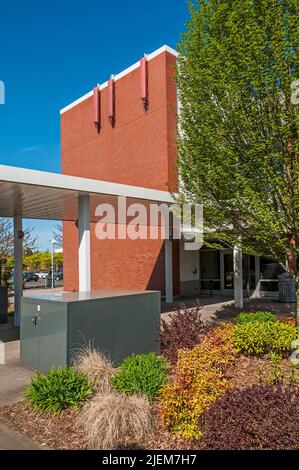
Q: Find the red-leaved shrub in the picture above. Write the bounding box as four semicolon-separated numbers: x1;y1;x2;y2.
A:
159;301;204;364
199;384;299;450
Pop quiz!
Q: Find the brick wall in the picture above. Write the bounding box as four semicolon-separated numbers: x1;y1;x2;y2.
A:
61;49;180;294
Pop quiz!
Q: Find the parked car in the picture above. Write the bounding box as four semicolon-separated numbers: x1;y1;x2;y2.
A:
35;272;48;279
24;272;39;282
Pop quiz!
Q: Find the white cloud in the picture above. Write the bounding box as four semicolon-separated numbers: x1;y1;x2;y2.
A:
19;145;41;153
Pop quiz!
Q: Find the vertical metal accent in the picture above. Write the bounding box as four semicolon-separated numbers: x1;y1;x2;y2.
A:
140;55;148;111
108;77;115;127
93;86;100;132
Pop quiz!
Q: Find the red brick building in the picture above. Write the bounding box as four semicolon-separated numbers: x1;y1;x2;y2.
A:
61;45;181;297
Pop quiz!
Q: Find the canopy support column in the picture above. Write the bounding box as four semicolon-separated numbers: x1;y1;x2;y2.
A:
78;195;91;292
165;239;173;304
233;243;243;309
14;215;23;327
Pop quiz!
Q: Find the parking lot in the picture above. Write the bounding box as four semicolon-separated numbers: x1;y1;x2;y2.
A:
23;279;63;290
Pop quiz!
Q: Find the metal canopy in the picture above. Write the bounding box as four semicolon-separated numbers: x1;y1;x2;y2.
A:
0;164;175;221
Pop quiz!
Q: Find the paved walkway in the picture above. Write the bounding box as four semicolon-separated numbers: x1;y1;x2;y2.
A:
0;319;40;450
161;295;295;323
0;423;42;450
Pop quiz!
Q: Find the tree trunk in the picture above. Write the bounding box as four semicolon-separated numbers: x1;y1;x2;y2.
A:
297;288;299;328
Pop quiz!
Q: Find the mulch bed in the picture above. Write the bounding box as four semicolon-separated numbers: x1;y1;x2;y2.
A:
0;402;85;450
227;355;295;388
0;401;193;450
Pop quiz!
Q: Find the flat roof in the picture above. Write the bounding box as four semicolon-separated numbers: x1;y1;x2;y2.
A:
22;289;160;303
0;164;175;221
60;44;178;114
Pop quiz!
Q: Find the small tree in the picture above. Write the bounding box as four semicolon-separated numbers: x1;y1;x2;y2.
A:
177;1;299;319
52;224;62;247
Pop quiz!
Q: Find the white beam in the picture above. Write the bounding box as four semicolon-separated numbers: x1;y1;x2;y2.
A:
14;215;23;327
233;244;243;309
0;164;175;204
165;239;173;303
78;195;91;292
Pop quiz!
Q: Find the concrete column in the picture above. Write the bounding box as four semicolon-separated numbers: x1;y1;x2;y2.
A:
165;239;173;303
233;243;243;309
78;195;91;292
14;215;23;327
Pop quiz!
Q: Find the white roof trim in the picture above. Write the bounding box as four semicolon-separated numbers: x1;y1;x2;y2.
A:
60;45;178;115
0;164;175;204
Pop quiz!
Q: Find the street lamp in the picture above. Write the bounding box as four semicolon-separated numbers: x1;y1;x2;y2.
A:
50;239;58;289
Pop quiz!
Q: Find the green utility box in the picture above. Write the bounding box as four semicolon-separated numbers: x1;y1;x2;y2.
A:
21;290;160;373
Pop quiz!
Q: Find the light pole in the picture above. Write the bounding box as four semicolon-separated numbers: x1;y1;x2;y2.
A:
50;239;58;289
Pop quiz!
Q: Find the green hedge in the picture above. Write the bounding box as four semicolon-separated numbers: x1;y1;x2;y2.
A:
235;311;278;325
233;320;299;356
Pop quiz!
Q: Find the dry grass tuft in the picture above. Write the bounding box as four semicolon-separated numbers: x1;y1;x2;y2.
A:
77;393;154;449
73;346;114;394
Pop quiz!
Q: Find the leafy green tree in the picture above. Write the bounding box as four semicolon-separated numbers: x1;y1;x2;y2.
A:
177;1;299;319
7;252;63;273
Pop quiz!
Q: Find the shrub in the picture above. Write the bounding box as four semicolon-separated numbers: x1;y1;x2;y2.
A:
159;323;237;439
199;384;299;450
270;322;299;354
159;301;204;364
77;393;153;449
73;346;114;394
235;311;278;325
25;367;93;416
233;320;299;356
110;353;169;401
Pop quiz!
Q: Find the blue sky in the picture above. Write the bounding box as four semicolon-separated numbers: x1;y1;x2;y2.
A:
0;0;189;250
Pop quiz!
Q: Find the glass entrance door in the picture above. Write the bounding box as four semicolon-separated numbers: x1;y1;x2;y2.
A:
222;251;256;291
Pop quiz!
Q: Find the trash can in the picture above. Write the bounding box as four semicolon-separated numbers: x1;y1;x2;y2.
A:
278;273;296;302
0;286;8;323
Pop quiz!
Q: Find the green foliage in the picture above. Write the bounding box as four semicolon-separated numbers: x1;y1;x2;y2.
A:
7;252;63;272
25;367;93;415
177;0;299;278
110;353;169;401
236;311;278;325
267;351;283;385
233;319;299;356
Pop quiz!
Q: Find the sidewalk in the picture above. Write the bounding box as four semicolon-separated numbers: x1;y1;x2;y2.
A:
0;319;42;450
0;423;42;450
